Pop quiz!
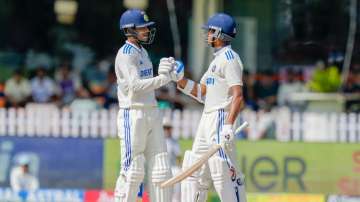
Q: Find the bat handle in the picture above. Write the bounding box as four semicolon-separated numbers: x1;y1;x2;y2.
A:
235;121;249;134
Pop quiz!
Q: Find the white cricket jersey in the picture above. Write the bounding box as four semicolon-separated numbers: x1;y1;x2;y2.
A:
200;45;243;112
115;41;167;108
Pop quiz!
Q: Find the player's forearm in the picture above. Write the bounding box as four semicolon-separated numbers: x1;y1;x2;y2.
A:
226;95;243;125
226;86;244;125
131;74;170;93
177;78;188;89
177;78;198;97
177;78;206;97
177;78;206;103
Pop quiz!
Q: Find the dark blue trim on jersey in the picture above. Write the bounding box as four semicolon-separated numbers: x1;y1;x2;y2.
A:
217;109;230;166
123;44;132;54
217;109;226;158
225;50;234;60
229;50;234;59
125;42;142;53
220;109;226;159
124;109;131;171
225;51;230;60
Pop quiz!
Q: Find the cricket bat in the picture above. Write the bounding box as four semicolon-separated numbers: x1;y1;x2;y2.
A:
160;121;249;188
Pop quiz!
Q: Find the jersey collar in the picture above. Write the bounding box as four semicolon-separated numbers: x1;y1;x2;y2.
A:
126;41;142;53
213;45;232;56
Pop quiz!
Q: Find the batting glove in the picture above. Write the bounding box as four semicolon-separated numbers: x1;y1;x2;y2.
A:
170;60;185;81
220;124;234;149
158;57;173;75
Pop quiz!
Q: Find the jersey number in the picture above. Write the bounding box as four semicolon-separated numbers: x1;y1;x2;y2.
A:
206;77;215;85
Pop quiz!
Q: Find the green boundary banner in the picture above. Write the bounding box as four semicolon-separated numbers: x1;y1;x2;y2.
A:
247;193;325;202
103;140;360;195
232;141;360;195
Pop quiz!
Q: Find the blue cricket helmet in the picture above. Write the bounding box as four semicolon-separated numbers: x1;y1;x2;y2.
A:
203;13;237;40
120;9;155;29
119;9;156;44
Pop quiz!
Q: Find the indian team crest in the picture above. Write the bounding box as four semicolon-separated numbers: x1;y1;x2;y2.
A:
143;14;149;22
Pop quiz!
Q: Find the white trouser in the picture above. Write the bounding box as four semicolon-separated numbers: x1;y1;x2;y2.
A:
181;109;247;202
114;108;172;202
171;166;181;202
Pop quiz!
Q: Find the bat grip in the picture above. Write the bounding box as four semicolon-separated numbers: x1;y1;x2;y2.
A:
235;121;249;134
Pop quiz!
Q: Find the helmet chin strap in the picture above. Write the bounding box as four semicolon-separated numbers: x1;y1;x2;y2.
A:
125;28;153;45
139;28;156;44
134;29;156;45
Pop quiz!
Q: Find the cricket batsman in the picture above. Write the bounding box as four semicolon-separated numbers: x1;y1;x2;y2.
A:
169;13;247;201
113;9;173;202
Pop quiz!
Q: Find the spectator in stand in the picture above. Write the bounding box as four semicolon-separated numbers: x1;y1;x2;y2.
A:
254;70;278;110
81;62;107;94
4;69;31;108
343;66;360;112
254;108;276;139
30;67;58;103
156;84;175;109
81;62;108;107
0;82;5;108
104;68;118;109
277;68;307;110
156;82;184;110
55;63;81;106
70;87;100;111
242;70;256;110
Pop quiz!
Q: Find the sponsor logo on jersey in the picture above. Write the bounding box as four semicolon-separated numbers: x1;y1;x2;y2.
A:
140;68;152;77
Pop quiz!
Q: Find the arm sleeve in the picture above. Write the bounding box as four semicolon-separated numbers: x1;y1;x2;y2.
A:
117;54;170;94
224;59;243;87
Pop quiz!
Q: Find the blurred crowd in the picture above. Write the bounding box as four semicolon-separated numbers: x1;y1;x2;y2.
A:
0;57;358;143
0;62;117;111
243;62;360;113
0;58;359;113
0;56;187;111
